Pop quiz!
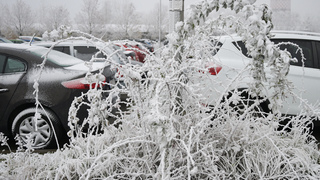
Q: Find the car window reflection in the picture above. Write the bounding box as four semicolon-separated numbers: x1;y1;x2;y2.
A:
4;58;27;73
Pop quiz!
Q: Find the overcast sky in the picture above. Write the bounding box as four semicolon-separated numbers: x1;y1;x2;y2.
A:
1;0;319;19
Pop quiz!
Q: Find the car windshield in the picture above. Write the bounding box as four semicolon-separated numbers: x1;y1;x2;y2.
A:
29;47;84;67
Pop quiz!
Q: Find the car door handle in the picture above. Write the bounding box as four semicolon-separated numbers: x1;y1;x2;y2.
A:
0;88;9;93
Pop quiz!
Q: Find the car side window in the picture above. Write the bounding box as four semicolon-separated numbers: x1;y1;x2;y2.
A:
4;57;26;73
272;39;314;68
0;54;6;73
233;41;249;57
315;41;320;68
53;46;71;55
234;39;314;68
74;46;99;61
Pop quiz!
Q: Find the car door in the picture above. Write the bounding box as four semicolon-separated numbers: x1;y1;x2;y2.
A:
273;39;320;115
0;55;27;120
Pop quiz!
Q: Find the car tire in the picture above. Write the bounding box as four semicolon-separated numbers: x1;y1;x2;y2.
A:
227;89;270;117
232;98;268;117
11;107;64;149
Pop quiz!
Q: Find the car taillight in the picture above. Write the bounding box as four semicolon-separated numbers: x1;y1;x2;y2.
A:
208;66;222;75
62;75;106;89
206;63;222;75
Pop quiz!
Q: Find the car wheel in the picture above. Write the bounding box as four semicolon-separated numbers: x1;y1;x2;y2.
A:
11;107;64;149
227;89;270;117
232;98;267;117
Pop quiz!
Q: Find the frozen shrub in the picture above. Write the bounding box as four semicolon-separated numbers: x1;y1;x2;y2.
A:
1;0;320;179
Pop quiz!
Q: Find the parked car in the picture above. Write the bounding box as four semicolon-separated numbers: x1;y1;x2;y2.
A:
35;40;143;97
0;37;13;43
116;42;149;63
134;39;155;53
0;44;115;149
112;44;137;62
193;31;320;117
10;39;25;44
19;36;43;43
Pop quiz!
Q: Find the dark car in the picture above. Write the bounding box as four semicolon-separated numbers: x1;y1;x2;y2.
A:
35;41;144;99
0;44;115;149
34;40;143;69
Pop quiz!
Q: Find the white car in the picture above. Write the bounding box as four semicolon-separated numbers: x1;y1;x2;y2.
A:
194;31;320;116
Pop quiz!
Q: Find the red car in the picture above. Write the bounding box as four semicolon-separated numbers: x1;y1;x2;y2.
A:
116;43;149;63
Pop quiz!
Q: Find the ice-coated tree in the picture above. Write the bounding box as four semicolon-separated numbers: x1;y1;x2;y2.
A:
0;0;320;179
0;3;3;36
3;0;34;36
100;1;113;25
41;5;71;31
75;0;103;36
142;2;169;40
109;0;139;39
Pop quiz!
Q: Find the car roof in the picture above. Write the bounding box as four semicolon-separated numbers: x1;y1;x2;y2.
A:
0;43;84;67
34;40;98;47
0;43;67;52
216;31;320;43
0;43;39;50
271;31;320;41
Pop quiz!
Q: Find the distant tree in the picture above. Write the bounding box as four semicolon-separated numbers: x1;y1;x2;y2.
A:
101;1;113;24
75;0;103;36
42;6;71;31
272;11;320;33
299;16;320;32
0;3;3;36
4;0;34;36
109;0;139;39
100;0;168;40
143;3;169;40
